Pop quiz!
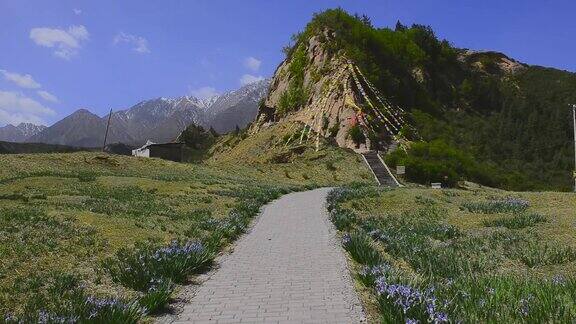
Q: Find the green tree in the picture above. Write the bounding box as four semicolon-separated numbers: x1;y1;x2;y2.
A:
179;124;215;150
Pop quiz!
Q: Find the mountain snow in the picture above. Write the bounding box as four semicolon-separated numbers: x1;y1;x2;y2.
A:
0;123;47;142
24;79;270;146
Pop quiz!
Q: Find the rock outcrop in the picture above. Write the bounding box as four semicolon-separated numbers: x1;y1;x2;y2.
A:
253;34;407;151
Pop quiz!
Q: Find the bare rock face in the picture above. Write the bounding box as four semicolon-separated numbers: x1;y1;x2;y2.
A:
254;35;380;151
459;50;526;75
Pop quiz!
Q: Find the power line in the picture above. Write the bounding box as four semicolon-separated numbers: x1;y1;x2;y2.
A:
102;108;112;152
572;104;576;192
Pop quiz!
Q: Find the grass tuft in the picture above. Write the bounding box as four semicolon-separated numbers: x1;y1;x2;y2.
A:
103;240;214;291
461;197;530;214
341;231;383;265
138;279;174;314
484;213;547;229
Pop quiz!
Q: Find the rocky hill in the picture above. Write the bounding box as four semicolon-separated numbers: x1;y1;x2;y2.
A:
252;9;576;191
28;79;270;147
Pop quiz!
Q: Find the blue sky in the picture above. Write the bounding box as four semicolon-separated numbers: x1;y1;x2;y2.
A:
0;0;574;127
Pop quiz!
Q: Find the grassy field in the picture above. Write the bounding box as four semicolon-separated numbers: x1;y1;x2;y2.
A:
328;185;576;323
3;119;573;322
0;124;372;321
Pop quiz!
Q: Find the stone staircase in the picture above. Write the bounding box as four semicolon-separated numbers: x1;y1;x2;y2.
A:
361;151;400;187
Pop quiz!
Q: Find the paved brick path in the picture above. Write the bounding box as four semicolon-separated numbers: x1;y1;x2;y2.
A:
173;188;364;324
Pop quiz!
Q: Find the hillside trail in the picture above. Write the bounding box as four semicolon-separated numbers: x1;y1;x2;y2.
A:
170;187;364;323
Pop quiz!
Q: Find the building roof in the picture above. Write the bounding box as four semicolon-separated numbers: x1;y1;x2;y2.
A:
147;142;185;148
135;140;184;151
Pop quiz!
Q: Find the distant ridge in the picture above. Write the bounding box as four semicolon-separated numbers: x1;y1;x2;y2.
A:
0;123;47;142
27;79;270;147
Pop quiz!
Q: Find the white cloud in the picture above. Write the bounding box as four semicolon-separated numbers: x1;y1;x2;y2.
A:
37;90;59;103
30;25;89;59
189;86;219;100
73;8;82;15
244;56;262;71
0;90;55;125
240;74;264;86
0;70;41;89
113;32;150;54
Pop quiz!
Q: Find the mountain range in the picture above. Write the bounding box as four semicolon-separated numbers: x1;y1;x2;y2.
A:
0;123;47;142
0;79;269;147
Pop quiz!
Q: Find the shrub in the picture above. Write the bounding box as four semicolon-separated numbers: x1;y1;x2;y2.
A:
347;125;365;146
277;45;309;116
385;140;498;187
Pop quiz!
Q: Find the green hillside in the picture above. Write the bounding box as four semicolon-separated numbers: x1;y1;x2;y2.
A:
0;146;369;321
287;9;575;191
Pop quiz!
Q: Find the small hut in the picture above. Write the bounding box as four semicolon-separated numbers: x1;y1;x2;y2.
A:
131;141;188;162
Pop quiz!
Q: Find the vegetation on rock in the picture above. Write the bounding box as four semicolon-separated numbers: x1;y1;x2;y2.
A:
281;9;575;190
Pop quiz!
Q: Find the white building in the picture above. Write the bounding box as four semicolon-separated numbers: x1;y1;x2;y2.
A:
131;140;156;157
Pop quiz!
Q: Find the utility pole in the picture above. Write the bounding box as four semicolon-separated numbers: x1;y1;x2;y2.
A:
572;104;576;192
102;108;112;152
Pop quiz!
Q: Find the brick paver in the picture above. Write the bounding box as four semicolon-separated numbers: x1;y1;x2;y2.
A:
173;188;364;323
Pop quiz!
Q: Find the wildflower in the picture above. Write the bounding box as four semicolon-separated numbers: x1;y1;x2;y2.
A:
435;312;449;323
38;311;49;324
426;302;436;316
379;233;389;242
368;229;380;238
4;314;18;323
342;233;352;246
406;319;419;324
552;274;565;286
519;298;530;316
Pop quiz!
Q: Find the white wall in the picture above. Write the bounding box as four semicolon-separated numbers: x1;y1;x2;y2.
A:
132;148;150;157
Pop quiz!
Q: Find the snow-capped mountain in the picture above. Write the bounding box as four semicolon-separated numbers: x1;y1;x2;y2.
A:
209;79;270;133
209;79;270;117
26;80;270;147
0;123;47;142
